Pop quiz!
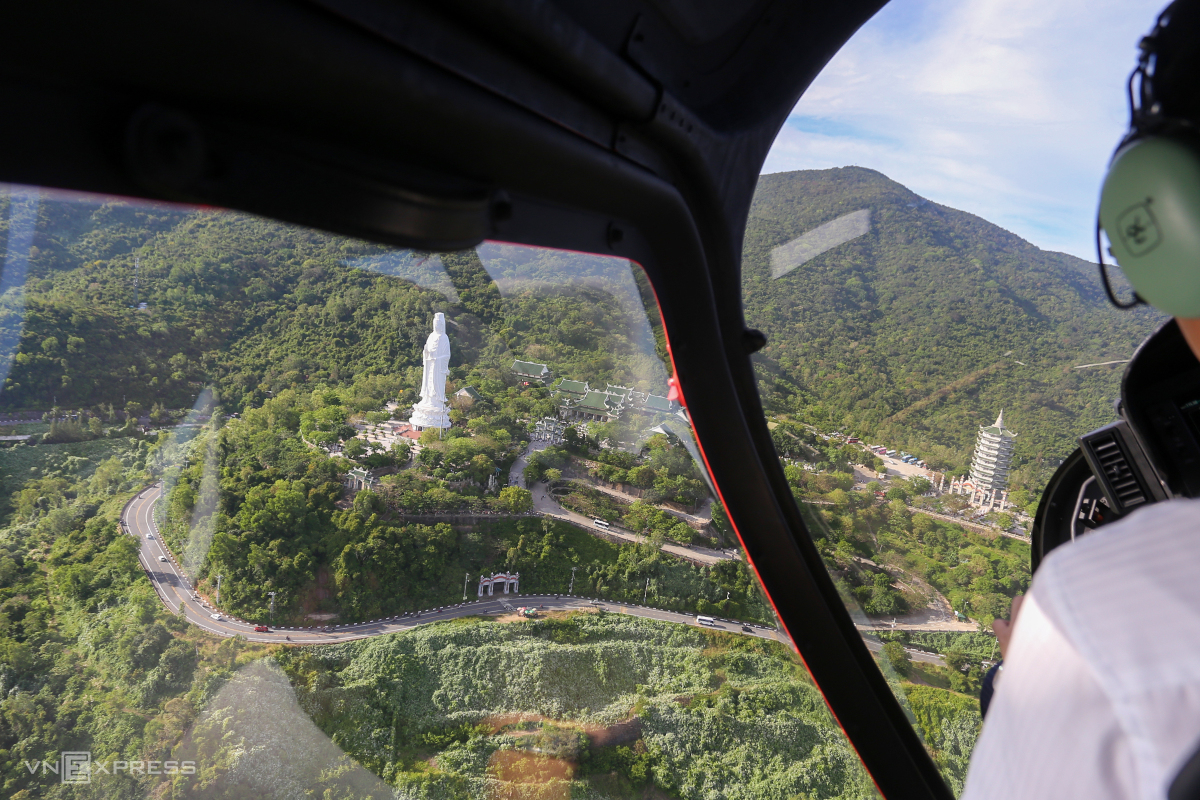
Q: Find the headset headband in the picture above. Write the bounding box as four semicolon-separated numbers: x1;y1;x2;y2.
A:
1098;4;1178;310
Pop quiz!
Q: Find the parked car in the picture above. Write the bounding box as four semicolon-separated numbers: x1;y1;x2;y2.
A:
254;625;269;632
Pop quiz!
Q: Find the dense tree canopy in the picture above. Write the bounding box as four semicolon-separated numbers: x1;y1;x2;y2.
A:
744;168;1164;491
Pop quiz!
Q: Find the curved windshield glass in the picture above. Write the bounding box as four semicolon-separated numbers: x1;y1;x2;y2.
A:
746;0;1166;792
0;185;878;798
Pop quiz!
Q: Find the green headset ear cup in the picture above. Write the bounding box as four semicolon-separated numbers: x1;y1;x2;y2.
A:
1100;135;1200;317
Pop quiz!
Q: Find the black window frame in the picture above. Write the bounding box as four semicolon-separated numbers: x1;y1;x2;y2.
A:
0;2;952;796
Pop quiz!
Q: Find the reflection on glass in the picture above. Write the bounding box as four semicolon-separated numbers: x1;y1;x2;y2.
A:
346;249;461;304
0;187;877;799
175;658;394;797
0;188;39;390
771;208;871;278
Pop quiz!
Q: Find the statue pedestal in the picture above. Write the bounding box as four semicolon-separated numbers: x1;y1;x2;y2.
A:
410;404;450;429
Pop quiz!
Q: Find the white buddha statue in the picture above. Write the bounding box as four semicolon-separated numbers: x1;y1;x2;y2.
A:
409;312;451;429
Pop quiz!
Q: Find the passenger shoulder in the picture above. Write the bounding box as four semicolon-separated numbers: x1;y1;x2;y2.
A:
1032;497;1200;645
1039;497;1200;580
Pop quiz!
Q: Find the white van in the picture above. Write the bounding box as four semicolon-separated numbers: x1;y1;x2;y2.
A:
696;615;715;626
593;518;610;528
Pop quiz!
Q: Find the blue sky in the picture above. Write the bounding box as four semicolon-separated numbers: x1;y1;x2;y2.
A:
761;0;1166;259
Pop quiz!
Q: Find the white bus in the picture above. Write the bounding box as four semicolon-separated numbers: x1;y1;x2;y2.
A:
593;518;610;528
696;615;715;626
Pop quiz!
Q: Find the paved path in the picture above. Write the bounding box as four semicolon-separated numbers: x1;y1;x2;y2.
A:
579;480;712;527
0;411;48;424
531;491;731;565
860;637;946;668
905;505;1031;542
508;438;552;489
511;443;734;566
124;484;765;644
846;556;979;632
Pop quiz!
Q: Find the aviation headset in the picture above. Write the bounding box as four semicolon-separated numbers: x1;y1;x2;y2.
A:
1099;0;1200;317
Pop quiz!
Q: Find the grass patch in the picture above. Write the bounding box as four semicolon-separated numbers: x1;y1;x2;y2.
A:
900;684;981;793
908;665;954;690
557;482;628;522
2;422;50;435
0;437;141;521
278;614;879;800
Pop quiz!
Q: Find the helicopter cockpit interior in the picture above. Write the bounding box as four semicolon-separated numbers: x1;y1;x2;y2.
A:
1034;319;1200;569
2;1;1193;799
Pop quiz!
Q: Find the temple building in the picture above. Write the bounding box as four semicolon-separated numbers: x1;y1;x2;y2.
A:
454;386;482;403
551;378;679;422
511;360;551;385
970;410;1017;493
571;388;626;422
554;379;589;403
626;389;680;415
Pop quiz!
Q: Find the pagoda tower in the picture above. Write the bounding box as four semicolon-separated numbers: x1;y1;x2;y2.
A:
969;410;1017;493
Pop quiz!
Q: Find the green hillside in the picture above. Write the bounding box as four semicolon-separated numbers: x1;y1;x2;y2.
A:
275;613;883;800
744;168;1164;488
158;391;762;626
2;176;1157;494
0;194;670;415
0;196;450;411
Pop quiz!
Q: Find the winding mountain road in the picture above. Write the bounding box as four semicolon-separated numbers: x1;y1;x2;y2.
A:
125;485;947;667
122;484;782;646
510;441;734;566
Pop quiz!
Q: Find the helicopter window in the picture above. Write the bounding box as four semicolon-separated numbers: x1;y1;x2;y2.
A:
743;0;1168;792
0;187;880;798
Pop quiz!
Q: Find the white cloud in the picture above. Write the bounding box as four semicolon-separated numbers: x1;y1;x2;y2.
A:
761;0;1166;258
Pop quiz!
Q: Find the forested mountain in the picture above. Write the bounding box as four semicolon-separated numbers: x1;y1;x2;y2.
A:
0;193;666;415
0;169;1163;492
743;168;1165;488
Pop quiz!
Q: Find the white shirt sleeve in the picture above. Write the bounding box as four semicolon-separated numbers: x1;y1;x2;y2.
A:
961;590;1139;800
